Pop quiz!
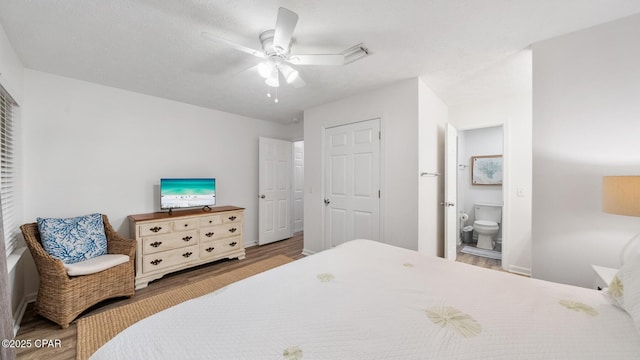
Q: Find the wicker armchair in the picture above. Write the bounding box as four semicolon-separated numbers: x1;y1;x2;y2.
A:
20;215;136;328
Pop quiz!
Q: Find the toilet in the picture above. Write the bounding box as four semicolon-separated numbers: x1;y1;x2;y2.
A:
473;203;501;250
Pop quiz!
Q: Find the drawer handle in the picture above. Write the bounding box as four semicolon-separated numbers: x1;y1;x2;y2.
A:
182;236;193;242
229;241;237;247
182;252;193;258
209;220;213;223
184;224;189;227
205;247;215;252
150;259;163;266
228;216;237;221
229;228;237;233
205;232;215;237
149;226;162;233
150;241;162;248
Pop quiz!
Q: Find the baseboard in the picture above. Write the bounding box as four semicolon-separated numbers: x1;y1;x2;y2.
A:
301;248;315;256
244;239;257;247
508;265;531;277
13;292;36;336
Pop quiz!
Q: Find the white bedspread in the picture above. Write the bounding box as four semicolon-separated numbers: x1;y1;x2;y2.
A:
92;239;640;359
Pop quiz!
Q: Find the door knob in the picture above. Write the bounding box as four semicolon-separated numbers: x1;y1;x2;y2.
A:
440;201;455;207
324;198;330;205
259;194;266;199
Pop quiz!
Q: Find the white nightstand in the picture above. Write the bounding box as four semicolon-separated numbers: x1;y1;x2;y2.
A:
592;265;618;291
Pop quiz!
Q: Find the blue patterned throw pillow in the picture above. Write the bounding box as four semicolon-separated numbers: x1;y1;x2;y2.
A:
37;213;108;264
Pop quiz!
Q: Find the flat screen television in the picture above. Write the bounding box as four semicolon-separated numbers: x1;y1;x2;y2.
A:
160;178;216;211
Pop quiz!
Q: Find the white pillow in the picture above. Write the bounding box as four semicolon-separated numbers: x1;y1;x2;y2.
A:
608;244;640;335
621;233;640;266
621;253;640;334
608;233;640;310
607;272;624;308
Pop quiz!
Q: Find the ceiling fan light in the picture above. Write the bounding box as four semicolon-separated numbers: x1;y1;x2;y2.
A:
265;71;280;87
265;77;279;87
257;62;273;78
287;70;299;83
280;64;299;83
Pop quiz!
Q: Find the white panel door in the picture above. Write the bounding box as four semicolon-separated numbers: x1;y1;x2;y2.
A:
324;119;380;248
444;123;458;260
259;137;292;245
292;141;304;233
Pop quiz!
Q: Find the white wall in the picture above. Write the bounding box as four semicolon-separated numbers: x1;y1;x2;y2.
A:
22;69;300;236
449;50;532;275
0;23;23;104
21;69;300;293
532;14;640;287
304;78;445;254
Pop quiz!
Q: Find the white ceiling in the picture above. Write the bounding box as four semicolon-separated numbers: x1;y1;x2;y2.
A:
1;1;639;124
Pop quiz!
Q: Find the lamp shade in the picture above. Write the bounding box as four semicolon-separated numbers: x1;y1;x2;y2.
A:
603;176;640;217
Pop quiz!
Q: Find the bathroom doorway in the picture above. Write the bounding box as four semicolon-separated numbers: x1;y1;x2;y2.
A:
446;124;506;270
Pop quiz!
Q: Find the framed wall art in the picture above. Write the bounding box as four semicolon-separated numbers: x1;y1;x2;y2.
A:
471;155;503;185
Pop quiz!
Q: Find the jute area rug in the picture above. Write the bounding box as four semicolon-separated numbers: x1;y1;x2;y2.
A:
76;255;293;360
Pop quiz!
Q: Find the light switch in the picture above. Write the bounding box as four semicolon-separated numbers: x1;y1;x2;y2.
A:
516;186;525;197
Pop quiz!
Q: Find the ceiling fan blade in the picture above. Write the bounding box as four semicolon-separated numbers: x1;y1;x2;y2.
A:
273;7;298;54
290;75;306;88
201;32;265;59
287;54;345;66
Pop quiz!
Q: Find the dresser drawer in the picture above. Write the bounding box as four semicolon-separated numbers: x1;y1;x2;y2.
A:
130;207;246;289
199;215;223;227
200;237;242;258
200;223;241;241
173;218;198;232
222;212;243;224
139;221;171;237
142;245;199;273
142;230;198;254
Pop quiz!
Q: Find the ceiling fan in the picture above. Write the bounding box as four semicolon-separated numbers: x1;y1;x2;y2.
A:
202;7;369;98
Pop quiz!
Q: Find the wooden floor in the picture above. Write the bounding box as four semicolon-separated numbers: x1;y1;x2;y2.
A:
15;233;502;359
455;243;503;271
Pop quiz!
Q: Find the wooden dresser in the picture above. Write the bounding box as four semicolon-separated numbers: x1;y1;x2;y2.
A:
128;206;245;289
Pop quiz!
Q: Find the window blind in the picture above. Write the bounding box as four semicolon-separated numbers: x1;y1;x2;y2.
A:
0;85;17;255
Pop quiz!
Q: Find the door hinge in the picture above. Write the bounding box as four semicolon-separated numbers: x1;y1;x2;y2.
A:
379;131;381;140
378;190;380;198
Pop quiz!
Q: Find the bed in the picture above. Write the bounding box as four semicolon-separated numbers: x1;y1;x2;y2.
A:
91;239;640;359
